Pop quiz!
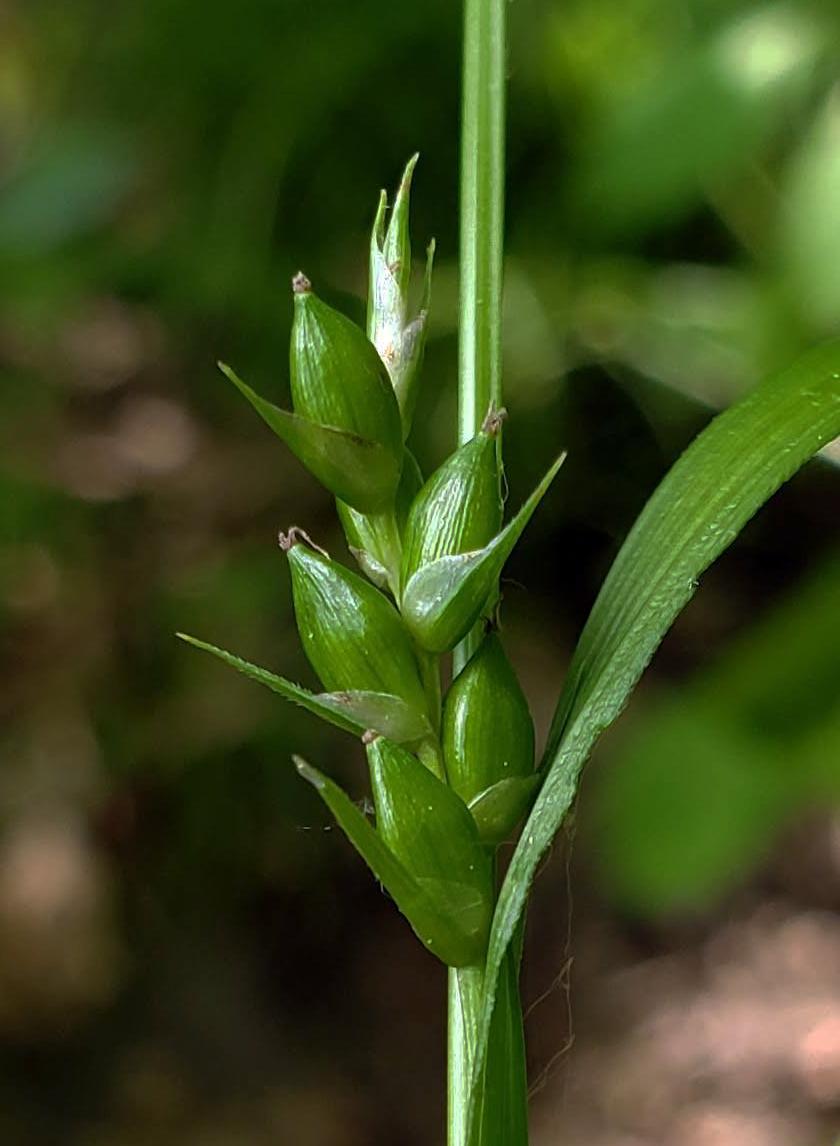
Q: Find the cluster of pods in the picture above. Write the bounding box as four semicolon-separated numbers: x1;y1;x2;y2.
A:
187;159;563;967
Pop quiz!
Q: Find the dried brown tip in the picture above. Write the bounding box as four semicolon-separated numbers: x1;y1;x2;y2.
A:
361;729;381;746
292;271;312;295
482;406;508;436
278;527;329;558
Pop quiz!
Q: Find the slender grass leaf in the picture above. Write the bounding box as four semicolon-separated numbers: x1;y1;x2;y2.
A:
177;634;431;743
219;362;400;512
466;341;840;1141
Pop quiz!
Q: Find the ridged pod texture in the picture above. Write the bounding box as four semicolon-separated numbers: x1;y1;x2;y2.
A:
290;284;403;461
442;631;535;804
401;419;503;586
283;534;428;716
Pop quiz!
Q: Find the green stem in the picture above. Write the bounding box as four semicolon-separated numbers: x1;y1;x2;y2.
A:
448;964;485;1146
450;4;526;1146
456;0;506;677
458;0;506;446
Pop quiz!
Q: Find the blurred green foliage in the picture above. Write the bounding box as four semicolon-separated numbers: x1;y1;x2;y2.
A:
591;549;840;914
0;0;838;1142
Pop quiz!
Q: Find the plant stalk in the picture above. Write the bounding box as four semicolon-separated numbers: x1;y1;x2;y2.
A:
450;2;527;1145
458;0;506;449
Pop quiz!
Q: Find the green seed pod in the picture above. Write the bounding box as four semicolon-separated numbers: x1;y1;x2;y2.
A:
221;286;403;515
401;451;566;653
290;275;403;505
442;631;537;843
291;275;401;448
281;529;428;717
401;409;505;589
368;156;434;439
366;734;493;965
337;450;424;594
295;753;488;967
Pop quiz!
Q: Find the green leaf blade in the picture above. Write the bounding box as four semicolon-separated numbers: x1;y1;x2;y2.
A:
466;342;840;1141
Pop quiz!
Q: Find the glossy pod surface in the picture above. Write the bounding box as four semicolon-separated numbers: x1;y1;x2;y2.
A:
282;531;428;718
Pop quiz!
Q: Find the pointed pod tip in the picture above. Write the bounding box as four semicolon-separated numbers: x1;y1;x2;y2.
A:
292;271;312;295
400;152;420;187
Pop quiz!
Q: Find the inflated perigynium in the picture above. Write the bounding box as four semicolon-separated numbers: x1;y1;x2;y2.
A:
219;276;404;513
366;733;493;965
294;737;490;967
400;426;565;654
442;630;539;844
290;276;402;452
401;408;505;587
280;528;428;718
368;154;434;439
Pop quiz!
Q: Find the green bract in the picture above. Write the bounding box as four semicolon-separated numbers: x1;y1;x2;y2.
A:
281;529;428;718
442;630;537;844
175;635;433;745
368;155;434;438
467;776;541;848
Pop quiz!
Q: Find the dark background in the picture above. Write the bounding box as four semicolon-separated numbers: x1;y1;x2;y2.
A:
1;1;839;1143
